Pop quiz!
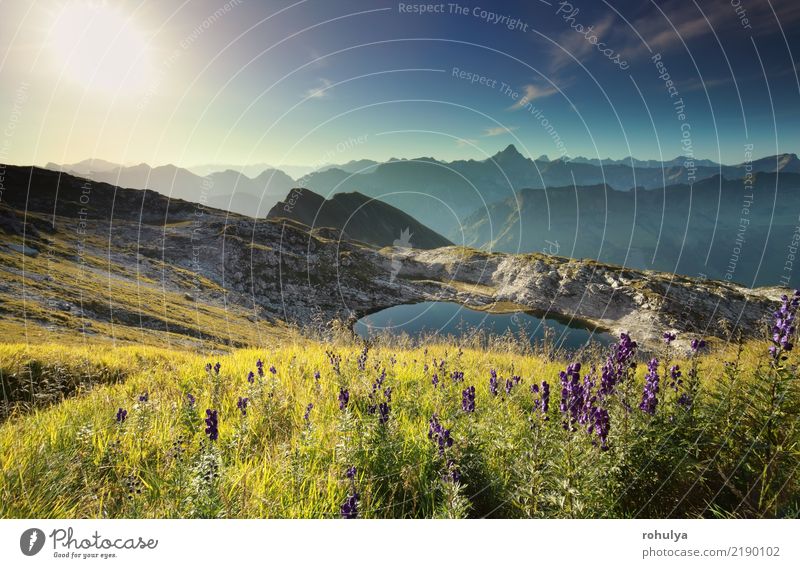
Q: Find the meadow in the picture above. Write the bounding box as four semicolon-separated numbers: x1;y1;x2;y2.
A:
1;298;799;519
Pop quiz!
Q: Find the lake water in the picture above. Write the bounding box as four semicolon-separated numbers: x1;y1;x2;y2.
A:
354;301;611;351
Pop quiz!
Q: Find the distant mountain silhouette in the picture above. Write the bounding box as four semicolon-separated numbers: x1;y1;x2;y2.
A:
267;188;452;249
298;145;800;236
46;158;122;175
315;159;380;174
45;162;295;217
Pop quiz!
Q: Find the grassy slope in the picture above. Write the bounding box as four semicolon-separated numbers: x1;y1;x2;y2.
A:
0;210;289;348
1;337;797;519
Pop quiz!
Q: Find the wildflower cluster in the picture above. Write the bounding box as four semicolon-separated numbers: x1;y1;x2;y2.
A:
461;386;475;413
531;380;550;418
357;345;369;371
341;466;359;519
639;358;660;415
204;409;219;441
338;388;350;411
599;332;637;398
770;291;800;360
428;414;454;455
559;363;610;449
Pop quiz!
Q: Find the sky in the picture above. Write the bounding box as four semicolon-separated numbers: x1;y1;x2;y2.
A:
0;0;798;170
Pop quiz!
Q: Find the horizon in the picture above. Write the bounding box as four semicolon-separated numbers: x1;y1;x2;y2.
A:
22;143;800;176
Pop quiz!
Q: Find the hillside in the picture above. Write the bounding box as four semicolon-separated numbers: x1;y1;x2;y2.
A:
267;188;452;249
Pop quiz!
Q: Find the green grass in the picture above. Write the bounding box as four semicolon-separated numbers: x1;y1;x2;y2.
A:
1;333;798;519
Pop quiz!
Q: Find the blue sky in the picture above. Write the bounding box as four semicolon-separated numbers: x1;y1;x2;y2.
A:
1;0;798;168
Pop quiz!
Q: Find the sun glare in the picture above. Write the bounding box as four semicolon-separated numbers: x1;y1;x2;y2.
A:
49;2;152;94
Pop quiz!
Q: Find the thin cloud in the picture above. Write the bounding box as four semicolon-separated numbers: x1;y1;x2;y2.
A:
483;125;519;137
304;78;332;99
508;84;558;109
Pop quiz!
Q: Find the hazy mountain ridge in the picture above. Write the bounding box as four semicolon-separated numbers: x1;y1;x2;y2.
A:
297;145;800;236
45;161;296;218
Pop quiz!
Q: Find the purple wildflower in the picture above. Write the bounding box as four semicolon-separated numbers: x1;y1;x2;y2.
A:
303;403;313;423
340;492;359;519
668;365;683;392
690;338;706;353
537;380;550;418
505;378;514;395
461;386;476;413
357;346;369;371
489;370;498;396
428;414;454;455
770;291;800;360
378;401;390;424
115;408;127;423
432;373;439;388
237;397;249;416
247;371;255;384
599;333;638;399
205;363;212;373
451;370;464;383
559;363;585;430
204;409;219;441
663;331;677;344
346;466;357;480
591;407;610;451
338;388;350;411
213;362;221;375
370;369;386;396
269;365;277;375
185;393;195;407
639;358;660;415
444;459;461;483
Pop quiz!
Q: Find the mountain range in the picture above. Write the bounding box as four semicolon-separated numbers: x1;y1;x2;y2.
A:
297;145;800;236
